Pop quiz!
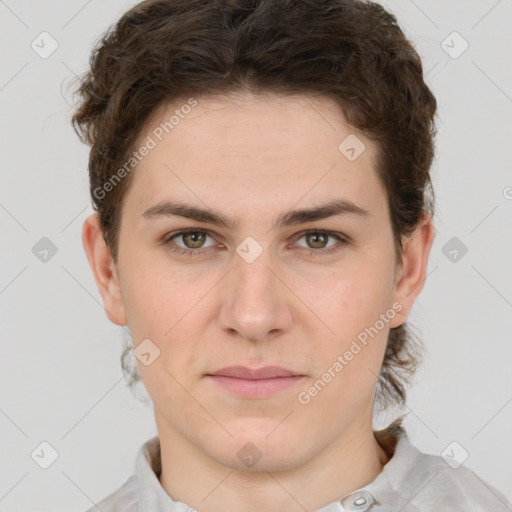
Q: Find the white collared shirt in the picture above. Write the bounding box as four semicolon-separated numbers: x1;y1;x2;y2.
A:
85;427;511;511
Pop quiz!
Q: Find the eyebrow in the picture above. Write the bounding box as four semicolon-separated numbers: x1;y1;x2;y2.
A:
141;198;370;230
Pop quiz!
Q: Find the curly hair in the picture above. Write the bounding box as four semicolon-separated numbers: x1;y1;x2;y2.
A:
71;0;437;412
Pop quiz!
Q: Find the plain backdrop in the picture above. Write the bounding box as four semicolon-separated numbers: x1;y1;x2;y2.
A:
1;0;511;510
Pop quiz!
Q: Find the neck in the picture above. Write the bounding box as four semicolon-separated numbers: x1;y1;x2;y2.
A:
156;412;390;512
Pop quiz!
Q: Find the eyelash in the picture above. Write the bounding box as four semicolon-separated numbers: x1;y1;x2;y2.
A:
163;229;349;257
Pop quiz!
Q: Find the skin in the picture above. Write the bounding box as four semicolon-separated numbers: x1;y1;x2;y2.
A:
83;91;435;512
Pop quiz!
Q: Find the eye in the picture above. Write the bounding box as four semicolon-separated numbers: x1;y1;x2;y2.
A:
165;229;218;255
294;230;348;255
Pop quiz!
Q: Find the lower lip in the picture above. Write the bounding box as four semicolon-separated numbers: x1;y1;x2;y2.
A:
207;375;305;399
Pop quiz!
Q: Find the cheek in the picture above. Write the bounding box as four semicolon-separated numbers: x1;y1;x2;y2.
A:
118;250;203;338
302;275;391;410
118;256;217;384
302;257;395;394
317;263;395;337
120;272;169;338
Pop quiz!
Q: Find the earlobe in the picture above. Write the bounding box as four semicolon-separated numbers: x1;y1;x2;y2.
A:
82;213;128;326
389;213;435;328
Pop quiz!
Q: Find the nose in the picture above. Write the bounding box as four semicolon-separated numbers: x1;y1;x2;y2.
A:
218;245;293;343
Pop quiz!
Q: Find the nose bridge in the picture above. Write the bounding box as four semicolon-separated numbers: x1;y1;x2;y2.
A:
219;241;291;340
235;247;274;296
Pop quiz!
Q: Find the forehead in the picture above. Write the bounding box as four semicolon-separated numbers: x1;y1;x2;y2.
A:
125;92;387;221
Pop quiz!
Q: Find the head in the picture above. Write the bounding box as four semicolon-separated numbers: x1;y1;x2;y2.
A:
73;0;436;471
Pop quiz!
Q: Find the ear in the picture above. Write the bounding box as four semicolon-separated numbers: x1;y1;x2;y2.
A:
389;213;435;328
82;213;128;326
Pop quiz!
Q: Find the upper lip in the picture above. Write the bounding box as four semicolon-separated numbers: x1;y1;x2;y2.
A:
207;366;302;379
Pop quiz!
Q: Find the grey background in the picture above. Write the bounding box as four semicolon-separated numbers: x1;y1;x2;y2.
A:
1;0;511;510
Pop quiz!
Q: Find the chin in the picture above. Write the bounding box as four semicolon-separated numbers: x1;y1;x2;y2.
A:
208;433;308;474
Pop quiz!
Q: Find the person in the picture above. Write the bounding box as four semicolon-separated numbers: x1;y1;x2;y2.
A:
71;0;512;510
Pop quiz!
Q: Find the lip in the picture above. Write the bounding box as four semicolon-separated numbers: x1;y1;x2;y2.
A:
208;365;300;379
206;366;306;399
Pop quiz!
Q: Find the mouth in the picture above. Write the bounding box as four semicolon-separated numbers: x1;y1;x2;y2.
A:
205;366;306;399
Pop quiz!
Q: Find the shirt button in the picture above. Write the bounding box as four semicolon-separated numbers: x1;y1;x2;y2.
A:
340;490;375;511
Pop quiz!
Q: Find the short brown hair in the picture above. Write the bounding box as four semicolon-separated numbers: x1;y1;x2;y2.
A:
71;0;437;411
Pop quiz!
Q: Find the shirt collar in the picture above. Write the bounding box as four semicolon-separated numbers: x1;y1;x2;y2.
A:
135;422;414;512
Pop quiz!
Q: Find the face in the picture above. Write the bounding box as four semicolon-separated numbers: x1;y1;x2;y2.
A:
84;91;433;473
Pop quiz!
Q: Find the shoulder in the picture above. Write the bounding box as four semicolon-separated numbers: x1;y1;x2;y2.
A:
372;423;512;511
407;449;510;510
83;475;138;512
384;432;512;512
